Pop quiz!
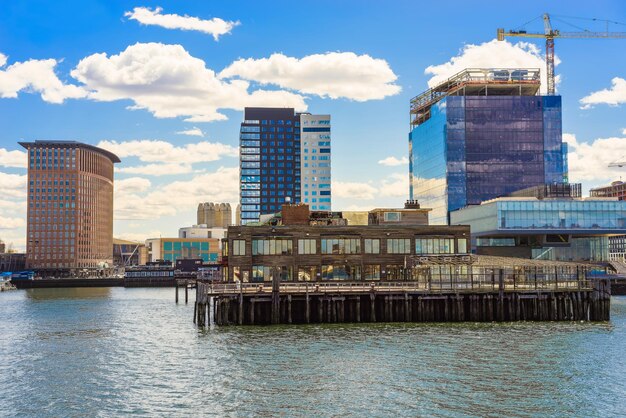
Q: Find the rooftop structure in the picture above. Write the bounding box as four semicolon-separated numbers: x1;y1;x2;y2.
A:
590;180;626;201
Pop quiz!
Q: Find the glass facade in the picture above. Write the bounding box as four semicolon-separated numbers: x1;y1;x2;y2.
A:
160;240;219;263
410;96;566;224
240;108;331;224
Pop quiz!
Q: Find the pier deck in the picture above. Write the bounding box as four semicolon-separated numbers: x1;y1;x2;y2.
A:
193;266;611;326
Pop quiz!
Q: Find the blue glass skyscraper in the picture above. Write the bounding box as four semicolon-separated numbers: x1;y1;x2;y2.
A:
409;68;567;224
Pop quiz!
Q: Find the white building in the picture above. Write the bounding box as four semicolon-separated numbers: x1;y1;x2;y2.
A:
300;113;331;211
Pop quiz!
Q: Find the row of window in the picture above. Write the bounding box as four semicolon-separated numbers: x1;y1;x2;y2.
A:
232;238;467;256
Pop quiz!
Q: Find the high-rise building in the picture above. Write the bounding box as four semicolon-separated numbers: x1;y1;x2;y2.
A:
197;202;232;227
239;107;331;224
409;68;567;224
19;140;120;273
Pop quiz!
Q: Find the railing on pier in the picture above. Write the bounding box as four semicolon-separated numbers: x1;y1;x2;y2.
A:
204;266;593;296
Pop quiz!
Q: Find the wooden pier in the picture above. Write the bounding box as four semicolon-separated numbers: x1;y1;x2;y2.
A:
193;266;611;326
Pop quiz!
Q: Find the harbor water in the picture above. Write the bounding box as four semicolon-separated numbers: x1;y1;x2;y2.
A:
1;288;625;417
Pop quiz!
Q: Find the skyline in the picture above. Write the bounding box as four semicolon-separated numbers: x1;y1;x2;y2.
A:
2;0;626;250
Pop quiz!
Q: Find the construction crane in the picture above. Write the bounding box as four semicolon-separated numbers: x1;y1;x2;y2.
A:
609;160;626;168
498;13;626;95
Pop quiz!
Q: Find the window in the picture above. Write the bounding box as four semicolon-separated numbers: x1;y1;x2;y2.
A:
384;212;401;222
457;239;468;254
232;240;246;256
415;238;454;254
321;238;361;254
364;239;380;254
363;265;380;280
252;238;293;255
387;238;411;254
298;239;316;254
298;266;318;281
321;265;360;280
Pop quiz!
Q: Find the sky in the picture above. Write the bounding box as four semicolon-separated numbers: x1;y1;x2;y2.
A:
1;0;626;250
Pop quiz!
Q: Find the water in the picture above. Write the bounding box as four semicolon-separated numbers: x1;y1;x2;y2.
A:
1;288;625;417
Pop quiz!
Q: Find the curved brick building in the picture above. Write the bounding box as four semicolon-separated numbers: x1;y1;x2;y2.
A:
19;141;120;274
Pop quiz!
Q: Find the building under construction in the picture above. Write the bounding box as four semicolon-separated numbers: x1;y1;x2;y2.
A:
409;68;568;224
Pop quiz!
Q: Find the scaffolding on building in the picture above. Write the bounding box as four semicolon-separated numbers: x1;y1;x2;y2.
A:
409;68;541;129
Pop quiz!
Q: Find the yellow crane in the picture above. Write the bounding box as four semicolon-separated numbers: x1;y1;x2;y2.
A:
498;13;626;95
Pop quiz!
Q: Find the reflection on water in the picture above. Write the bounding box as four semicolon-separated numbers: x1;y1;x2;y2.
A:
24;287;112;300
0;288;625;417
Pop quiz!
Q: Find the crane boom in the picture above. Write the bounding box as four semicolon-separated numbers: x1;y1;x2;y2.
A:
497;13;626;95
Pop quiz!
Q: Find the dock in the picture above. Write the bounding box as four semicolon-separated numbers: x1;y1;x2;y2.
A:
193;265;611;326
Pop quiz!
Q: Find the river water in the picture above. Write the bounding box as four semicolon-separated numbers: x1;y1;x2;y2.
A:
0;288;624;417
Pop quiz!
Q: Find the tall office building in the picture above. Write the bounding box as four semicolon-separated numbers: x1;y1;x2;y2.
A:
197;202;232;227
19;140;120;273
239;107;331;224
409;68;568;224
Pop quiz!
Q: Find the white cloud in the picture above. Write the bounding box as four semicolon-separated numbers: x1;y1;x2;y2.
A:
117;163;193;176
425;39;558;95
71;42;307;122
378;156;408;166
124;7;239;40
565;133;626;182
332;180;378;200
220;52;401;101
97;139;238;164
114;166;238;220
0;172;27;199
0;53;86;103
379;173;408;198
0;148;27;168
580;77;626;109
115;231;162;243
0;216;25;229
116;177;152;194
623;128;626;135
176;127;204;137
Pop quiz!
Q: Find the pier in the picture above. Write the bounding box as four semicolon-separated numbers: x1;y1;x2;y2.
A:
194;265;611;326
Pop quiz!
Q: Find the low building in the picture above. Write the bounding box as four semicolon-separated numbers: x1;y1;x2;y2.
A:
112;238;147;267
224;224;470;282
146;238;220;264
0;253;26;272
450;196;626;262
368;200;430;225
178;225;227;241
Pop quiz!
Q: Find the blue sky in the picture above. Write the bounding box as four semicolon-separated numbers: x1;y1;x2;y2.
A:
1;0;626;249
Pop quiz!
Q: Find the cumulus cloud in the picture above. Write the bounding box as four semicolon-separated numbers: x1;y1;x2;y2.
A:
124;6;239;40
220;52;401;101
0;148;27;168
116;177;152;194
115;166;238;220
0;172;27;199
97;139;238;165
379;173;409;198
580;77;626;109
71;42;307;122
176;127;204;137
332;180;378;200
565;133;626;182
0;216;25;229
0;52;86;103
378;156;408;166
425;39;558;95
116;163;193;176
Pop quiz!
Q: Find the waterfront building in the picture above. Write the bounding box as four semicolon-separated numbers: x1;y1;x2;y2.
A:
239;107;331;225
450;195;626;262
409;68;568;224
196;202;232;227
112;238;147;267
19;140;120;273
145;237;220;264
223;203;469;282
590;180;626;201
0;252;26;272
179;224;227;240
